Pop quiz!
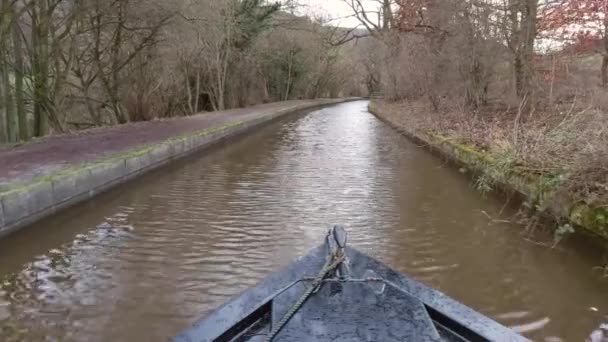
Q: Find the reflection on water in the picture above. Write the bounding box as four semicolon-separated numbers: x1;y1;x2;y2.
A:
0;101;606;341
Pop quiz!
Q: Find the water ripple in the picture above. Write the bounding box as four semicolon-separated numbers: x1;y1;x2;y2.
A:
0;101;606;341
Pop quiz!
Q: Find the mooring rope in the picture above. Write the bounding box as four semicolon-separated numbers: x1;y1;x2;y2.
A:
264;247;345;342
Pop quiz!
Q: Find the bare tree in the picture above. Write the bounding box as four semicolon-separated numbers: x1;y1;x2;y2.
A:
342;0;395;36
502;0;538;102
0;0;362;142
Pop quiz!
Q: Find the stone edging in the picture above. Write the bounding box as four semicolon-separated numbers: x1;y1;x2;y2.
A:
0;99;353;238
368;101;608;243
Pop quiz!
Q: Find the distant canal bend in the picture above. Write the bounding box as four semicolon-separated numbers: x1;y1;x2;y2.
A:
0;100;606;341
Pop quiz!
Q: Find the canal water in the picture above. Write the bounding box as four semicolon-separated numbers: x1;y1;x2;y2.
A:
0;101;606;341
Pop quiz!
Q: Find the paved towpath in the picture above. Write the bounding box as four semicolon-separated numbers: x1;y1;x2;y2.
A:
0;100;339;189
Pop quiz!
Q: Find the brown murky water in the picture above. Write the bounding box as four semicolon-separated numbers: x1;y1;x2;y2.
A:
0;100;607;341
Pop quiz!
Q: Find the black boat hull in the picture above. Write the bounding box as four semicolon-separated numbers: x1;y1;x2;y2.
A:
174;244;526;342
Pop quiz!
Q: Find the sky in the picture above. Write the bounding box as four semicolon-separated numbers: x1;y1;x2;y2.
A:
300;0;379;28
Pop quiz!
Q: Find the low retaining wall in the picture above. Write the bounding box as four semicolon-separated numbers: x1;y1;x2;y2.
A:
368;101;608;243
0;99;351;238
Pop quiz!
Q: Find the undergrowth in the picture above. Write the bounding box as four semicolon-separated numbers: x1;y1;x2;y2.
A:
370;98;608;245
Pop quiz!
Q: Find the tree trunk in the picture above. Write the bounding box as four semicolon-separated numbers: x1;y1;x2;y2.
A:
31;1;50;137
602;21;607;88
215;15;232;111
83;85;102;125
382;0;392;31
110;0;127;123
12;17;26;140
194;69;201;113
521;0;537;97
0;5;5;142
514;54;525;97
1;52;16;142
217;49;229;111
1;0;16;142
602;55;607;88
284;51;293;101
184;67;193;114
510;0;537;101
0;65;6;143
602;15;607;88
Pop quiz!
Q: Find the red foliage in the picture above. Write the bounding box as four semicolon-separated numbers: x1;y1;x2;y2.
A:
394;0;430;32
538;0;607;45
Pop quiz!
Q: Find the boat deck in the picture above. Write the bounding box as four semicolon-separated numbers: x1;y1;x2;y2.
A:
175;242;526;342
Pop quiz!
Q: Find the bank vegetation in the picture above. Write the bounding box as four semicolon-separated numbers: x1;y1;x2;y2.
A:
351;0;608;241
0;0;366;143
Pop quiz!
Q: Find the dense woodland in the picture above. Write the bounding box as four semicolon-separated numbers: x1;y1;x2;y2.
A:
0;0;369;143
0;0;607;157
358;0;608;235
347;0;606;108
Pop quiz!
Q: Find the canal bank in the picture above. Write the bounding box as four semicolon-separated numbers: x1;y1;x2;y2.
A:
1;100;605;341
368;100;608;244
0;98;353;238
